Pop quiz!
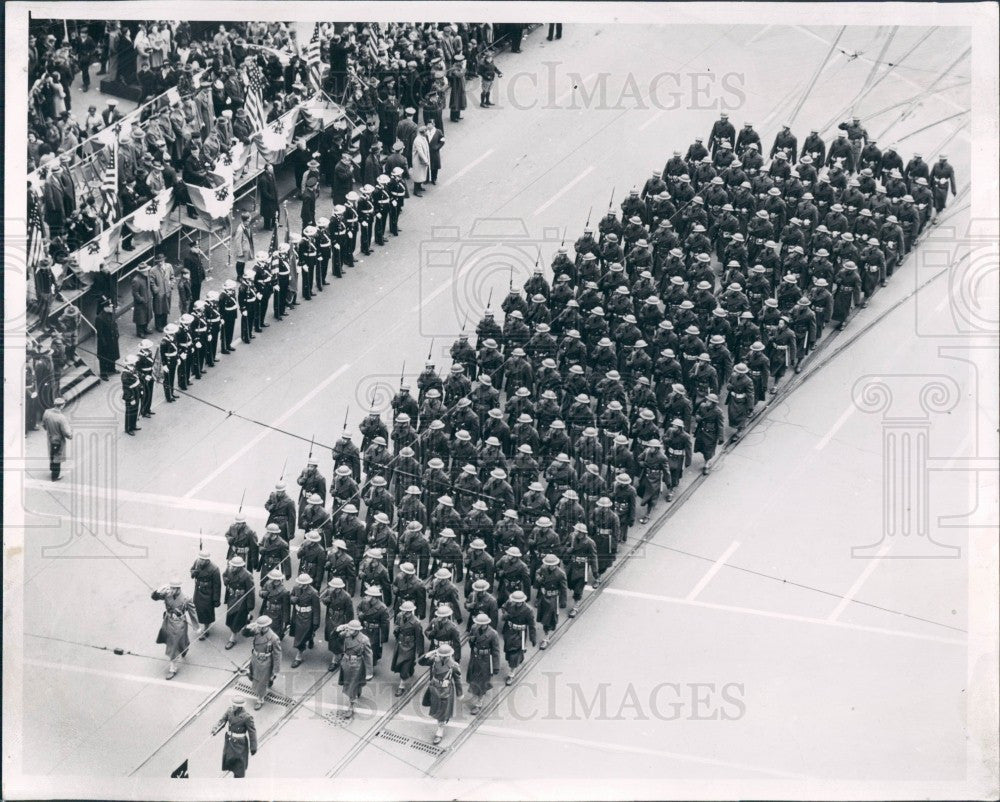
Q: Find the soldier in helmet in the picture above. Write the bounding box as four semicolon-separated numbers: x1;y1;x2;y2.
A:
319;576;354;671
500;589;536;685
391;598;425;695
565;522;599;616
151;578;199;679
358;584;391;665
258;568;291;639
242;615;282;709
213;694;257;778
533;552;567;648
224;555;256;651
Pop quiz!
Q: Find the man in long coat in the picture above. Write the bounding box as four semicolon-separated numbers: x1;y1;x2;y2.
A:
40;397;73;481
149;256;174;331
189;549;222;638
257;164;279;230
213;695;257;778
131;265;153;337
447;56;468;122
426;121;444;185
410;127;431;196
151;579;199;679
418;643;463;744
242;615;282;709
337;620;374;718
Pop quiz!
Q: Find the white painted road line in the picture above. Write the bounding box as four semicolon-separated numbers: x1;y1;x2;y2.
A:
533;165;596;216
473;727;811;779
25;659;216;694
183;362;353;499
23;479;268;520
601;587;966;646
815;400;861;451
685;540;741;601
442;148;496;187
638;110;665;132
827;541;892;622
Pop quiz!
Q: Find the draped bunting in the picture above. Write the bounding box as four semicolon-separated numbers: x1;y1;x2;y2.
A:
252;107;301;164
127;188;176;233
186;181;236;220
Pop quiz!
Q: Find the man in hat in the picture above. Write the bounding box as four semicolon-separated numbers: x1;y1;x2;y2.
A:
418;642;464;744
224;554;257;650
358;584;392;665
478;52;502;108
426;603;464;660
259;568;291;640
213;695;257;778
131;264;154;337
190;549;222;639
121;354;143;436
149;255;174;332
320;576;355;670
392;598;426;695
296;458;327;529
337;619;374;718
465;608;503;714
500;590;536;685
242;615;282;709
151;578;199;679
289;573;322;668
533;553;567;648
300;159;321;227
694;394;726;474
40;397;73;481
565;523;599;616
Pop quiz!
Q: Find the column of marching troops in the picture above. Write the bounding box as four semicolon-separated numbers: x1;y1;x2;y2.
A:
119;169;413;435
153;112;960;765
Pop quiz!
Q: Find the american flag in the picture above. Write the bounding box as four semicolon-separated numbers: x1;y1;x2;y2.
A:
27;194;46;270
100;138;119;224
305;23;323;95
243;60;267;133
268;223;279;256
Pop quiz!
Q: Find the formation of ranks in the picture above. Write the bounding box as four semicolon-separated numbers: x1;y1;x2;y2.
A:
157;114;959;743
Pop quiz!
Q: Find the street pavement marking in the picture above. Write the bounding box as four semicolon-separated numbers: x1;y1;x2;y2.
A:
815;399;862;451
469;727;812;779
110;522;228;544
183;362;353;499
305;700;806;778
554;72;596;106
25;659;216;694
826;541;892;622
23;478;268;519
601;587;966;645
685;540;741;601
442;148;496;187
533;165;596;216
638;110;665;132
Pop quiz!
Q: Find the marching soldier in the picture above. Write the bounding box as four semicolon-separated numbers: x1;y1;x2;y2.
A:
465;612;502;714
589;496;620;577
337;620;374;718
694;393;726;474
425;604;463;660
223;555;256;651
533;553;567;648
190;550;222;639
289;574;322;668
297;458;327;528
242;615;282;709
565;522;599;616
258;523;291;581
213;695;257;778
264;481;297;542
258;569;291;639
358;585;391;665
500;590;537;685
391;599;425;696
320;576;355;671
151;578;199;679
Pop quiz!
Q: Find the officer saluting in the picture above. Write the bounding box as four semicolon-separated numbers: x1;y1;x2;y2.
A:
212;695;257;778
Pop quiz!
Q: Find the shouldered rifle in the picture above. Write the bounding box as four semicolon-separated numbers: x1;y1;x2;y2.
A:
486;288;493;310
400;360;406;387
280;456;289;481
585;205;593;229
608;186;616;212
343;406;349;431
426;338;434;362
238;488;246;516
